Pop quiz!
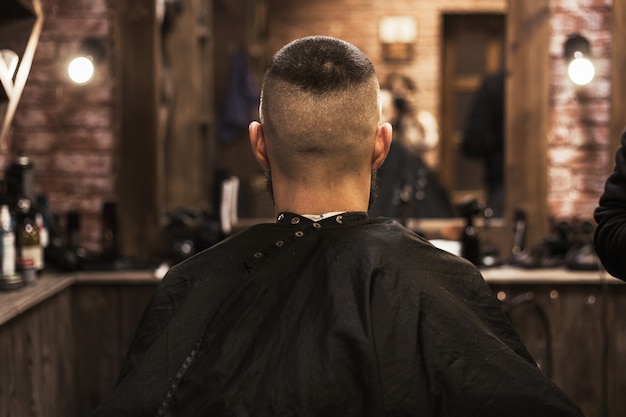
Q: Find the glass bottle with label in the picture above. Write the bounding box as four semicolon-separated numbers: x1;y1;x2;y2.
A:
0;203;21;290
35;211;47;274
15;197;42;281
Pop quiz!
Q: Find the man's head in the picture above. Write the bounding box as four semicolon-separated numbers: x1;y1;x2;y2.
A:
249;37;390;206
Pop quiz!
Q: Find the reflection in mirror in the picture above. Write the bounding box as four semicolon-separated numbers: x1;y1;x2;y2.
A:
369;74;456;224
0;0;44;147
461;70;505;218
440;13;506;218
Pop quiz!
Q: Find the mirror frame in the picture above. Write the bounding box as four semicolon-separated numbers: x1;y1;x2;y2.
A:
503;0;551;248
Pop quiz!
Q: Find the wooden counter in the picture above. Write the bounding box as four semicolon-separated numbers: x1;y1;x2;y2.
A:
0;270;160;417
0;274;74;325
0;270;161;326
484;267;625;417
0;267;623;417
481;265;623;285
2;267;619;327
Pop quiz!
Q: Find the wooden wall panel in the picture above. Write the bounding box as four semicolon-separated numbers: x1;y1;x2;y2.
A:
161;0;215;212
113;0;161;258
493;282;625;417
505;0;551;245
608;283;626;416
0;281;155;417
557;287;605;417
0;290;75;417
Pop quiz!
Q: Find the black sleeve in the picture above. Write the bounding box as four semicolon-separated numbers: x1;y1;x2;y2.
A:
594;128;626;280
113;271;198;383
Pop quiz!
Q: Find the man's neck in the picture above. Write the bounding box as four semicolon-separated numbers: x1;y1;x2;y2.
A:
271;180;371;216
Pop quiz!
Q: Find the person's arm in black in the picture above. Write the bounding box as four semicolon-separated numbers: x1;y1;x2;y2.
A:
594;128;626;280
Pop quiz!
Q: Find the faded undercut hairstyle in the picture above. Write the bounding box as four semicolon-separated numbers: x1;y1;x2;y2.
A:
259;36;381;180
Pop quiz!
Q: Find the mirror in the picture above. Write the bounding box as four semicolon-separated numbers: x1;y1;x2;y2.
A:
0;0;44;147
440;13;506;218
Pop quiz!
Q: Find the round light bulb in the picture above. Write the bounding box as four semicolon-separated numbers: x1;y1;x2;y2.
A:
567;52;594;86
67;56;95;84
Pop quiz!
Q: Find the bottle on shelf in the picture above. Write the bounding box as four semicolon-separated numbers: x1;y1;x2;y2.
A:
101;201;118;262
4;155;34;209
0;203;22;291
14;196;42;281
59;210;86;271
35;211;48;273
458;198;481;266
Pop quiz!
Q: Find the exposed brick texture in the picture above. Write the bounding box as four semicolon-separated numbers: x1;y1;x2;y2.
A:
548;0;613;220
5;0;114;253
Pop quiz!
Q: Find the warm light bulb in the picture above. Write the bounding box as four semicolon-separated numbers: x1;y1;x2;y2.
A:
567;51;594;86
67;56;95;84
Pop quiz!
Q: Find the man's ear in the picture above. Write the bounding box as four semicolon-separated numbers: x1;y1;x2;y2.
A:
371;122;392;170
249;121;271;170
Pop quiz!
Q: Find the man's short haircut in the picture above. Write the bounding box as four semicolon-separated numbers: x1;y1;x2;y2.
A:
259;36;381;178
264;36;377;93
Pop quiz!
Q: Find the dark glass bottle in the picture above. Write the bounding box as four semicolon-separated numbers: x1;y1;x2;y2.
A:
5;155;34;208
14;197;42;280
458;198;481;266
101;202;118;262
59;211;86;271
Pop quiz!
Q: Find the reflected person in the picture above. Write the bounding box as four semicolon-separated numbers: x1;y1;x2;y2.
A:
369;87;454;221
462;70;505;217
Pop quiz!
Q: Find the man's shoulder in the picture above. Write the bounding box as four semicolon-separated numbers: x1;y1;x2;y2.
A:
168;223;280;271
360;218;444;251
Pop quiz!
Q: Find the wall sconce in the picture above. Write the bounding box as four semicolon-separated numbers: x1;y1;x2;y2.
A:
379;16;417;61
563;34;594;86
67;37;105;85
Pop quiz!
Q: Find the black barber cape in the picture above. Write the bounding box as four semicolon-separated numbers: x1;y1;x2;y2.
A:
92;213;583;417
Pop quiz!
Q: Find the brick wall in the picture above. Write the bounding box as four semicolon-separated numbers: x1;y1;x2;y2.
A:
548;0;613;221
6;0;115;253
